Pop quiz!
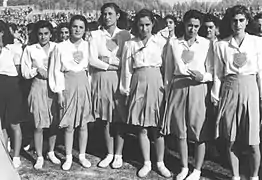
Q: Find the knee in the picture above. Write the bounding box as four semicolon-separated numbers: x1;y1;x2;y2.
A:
103;122;110;129
138;128;148;136
65;127;75;133
79;125;87;132
226;141;235;151
249;145;260;154
35;128;43;133
10;123;21;132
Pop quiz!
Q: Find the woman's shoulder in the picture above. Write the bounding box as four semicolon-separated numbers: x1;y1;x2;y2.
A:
90;29;103;38
115;29;131;37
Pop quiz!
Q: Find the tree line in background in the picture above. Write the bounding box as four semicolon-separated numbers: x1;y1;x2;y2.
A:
0;0;262;13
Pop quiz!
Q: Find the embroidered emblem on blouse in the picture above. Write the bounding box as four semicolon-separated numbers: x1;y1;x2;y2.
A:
233;52;247;68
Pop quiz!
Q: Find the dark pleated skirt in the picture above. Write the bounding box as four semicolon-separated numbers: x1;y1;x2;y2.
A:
0;75;23;128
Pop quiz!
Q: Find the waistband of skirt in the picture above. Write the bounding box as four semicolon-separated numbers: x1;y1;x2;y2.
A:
134;66;160;72
223;74;256;80
91;67;119;72
63;70;88;77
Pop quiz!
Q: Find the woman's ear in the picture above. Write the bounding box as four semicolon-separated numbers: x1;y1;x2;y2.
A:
116;13;120;21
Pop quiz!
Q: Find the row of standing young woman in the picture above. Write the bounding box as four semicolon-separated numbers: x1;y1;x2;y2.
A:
0;3;261;180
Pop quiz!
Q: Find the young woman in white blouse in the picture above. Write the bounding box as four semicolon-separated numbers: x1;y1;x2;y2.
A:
0;20;23;169
49;15;111;171
120;9;170;178
212;5;261;180
163;10;213;180
89;3;131;169
21;20;60;169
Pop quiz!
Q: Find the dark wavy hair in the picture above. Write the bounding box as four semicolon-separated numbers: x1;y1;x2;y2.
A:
131;9;158;37
69;15;88;34
57;22;69;33
219;5;253;39
0;20;14;46
164;14;177;26
99;2;128;29
31;20;54;44
183;9;203;25
56;22;69;42
198;13;220;38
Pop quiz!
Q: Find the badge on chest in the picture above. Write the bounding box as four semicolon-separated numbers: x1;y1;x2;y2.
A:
233;52;247;68
73;51;84;64
181;50;194;64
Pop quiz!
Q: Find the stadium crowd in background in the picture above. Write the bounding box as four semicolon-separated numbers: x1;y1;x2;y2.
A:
1;2;262;180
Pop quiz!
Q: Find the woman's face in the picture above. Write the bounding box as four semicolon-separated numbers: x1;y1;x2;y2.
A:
59;27;69;42
166;18;175;32
37;27;52;46
203;21;217;40
231;14;248;35
137;16;153;39
102;7;119;28
70;19;85;41
184;18;201;39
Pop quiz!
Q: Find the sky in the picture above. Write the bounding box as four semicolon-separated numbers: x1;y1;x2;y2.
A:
161;0;221;6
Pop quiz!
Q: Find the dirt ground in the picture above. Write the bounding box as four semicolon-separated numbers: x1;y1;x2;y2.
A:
17;123;247;180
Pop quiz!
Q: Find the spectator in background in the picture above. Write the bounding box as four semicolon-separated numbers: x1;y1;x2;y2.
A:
159;14;177;39
254;13;262;36
56;22;70;42
199;13;220;41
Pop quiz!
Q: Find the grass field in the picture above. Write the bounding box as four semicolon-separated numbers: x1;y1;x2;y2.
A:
17;123;250;180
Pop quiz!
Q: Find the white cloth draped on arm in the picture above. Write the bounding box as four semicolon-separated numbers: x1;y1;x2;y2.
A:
211;42;224;102
164;41;174;96
48;45;65;93
202;41;214;82
88;38;110;70
256;37;262;98
21;46;38;79
120;41;133;96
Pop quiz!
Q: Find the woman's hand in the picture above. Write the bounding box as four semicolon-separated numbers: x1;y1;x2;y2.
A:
58;93;65;109
187;69;204;82
99;56;110;64
124;95;129;106
108;64;119;71
37;68;48;79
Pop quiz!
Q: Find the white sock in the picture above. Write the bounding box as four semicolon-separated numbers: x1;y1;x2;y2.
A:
114;154;122;158
107;154;114;157
232;176;240;180
192;169;201;176
66;154;72;161
156;161;165;167
181;167;189;172
37;156;44;160
13;157;20;161
144;161;151;167
79;154;85;160
48;151;55;156
250;176;259;180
